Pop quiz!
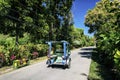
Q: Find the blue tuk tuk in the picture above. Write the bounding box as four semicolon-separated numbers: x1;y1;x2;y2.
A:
46;41;71;68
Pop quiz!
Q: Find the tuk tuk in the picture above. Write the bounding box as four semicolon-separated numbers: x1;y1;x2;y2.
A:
46;41;71;68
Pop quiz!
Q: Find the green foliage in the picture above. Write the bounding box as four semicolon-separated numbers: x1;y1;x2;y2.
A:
13;59;29;69
0;45;4;53
19;33;30;45
85;0;120;79
73;40;81;48
13;60;20;68
114;49;120;78
0;0;75;43
0;0;94;68
0;37;16;65
66;26;95;48
0;34;9;46
18;45;30;59
32;44;48;57
0;0;93;47
0;46;5;67
88;50;114;80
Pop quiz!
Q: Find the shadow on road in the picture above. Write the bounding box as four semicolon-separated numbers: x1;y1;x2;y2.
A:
47;65;67;70
78;47;96;59
79;52;91;59
80;47;96;51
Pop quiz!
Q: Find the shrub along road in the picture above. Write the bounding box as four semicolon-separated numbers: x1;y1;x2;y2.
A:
0;46;95;80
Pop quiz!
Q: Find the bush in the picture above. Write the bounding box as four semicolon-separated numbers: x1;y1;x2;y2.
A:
0;35;49;67
32;51;39;59
18;45;31;59
73;40;81;48
19;33;30;45
114;49;120;79
31;44;48;57
0;34;8;46
0;52;5;67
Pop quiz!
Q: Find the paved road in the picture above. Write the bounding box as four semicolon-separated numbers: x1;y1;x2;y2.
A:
0;46;95;80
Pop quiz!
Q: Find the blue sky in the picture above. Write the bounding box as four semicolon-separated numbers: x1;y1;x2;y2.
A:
71;0;100;37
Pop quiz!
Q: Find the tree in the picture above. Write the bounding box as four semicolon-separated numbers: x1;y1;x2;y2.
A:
85;0;120;79
0;0;75;43
44;0;74;41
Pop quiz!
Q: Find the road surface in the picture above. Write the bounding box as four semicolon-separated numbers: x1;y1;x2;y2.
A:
0;46;95;80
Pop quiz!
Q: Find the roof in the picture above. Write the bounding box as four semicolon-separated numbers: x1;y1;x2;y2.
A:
46;40;69;44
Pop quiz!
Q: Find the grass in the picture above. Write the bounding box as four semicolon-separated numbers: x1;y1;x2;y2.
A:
0;56;47;75
88;50;114;80
30;56;47;64
88;61;102;80
0;66;13;75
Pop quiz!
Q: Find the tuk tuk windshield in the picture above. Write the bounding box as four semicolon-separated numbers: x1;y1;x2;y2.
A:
50;43;64;56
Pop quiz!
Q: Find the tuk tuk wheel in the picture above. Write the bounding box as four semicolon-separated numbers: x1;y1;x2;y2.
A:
67;58;71;69
67;61;71;69
63;65;66;69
